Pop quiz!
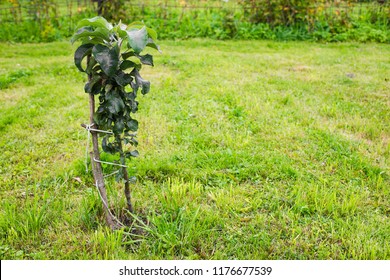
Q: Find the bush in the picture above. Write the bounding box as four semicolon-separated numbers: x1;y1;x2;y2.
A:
239;0;318;26
0;0;389;43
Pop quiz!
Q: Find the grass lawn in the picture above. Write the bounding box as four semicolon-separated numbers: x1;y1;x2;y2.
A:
0;39;389;260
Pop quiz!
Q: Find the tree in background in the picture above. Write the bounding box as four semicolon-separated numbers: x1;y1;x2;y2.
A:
92;0;126;21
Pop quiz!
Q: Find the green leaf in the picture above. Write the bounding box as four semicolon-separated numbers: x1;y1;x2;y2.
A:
122;51;136;60
106;91;125;114
126;24;156;41
141;80;150;94
138;54;154;66
129;176;137;184
114;71;132;87
120;60;140;71
125;150;139;158
130;150;139;157
127;27;148;54
125;91;136;101
76;16;113;31
129;99;139;113
146;38;162;53
105;84;113;93
115;168;124;182
74;43;94;72
126;119;138;131
92;65;102;73
124;136;138;147
84;75;102;94
102;136;108;151
146;28;158;42
114;22;128;39
131;68;150;95
71;26;92;44
124;92;138;112
92;45;119;77
126;21;145;30
85;56;97;74
71;26;110;44
94;108;107;127
102;136;116;154
113;118;125;134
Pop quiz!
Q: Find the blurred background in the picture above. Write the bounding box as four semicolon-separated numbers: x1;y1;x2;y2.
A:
0;0;389;43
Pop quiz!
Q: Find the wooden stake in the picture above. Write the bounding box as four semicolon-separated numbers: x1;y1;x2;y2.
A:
85;55;117;229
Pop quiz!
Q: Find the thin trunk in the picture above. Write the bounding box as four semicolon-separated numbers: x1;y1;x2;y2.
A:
85;55;117;229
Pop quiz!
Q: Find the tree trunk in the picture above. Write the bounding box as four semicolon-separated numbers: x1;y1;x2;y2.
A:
97;0;104;16
85;54;117;229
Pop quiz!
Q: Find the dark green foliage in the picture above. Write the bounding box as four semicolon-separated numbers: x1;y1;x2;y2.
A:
72;16;159;178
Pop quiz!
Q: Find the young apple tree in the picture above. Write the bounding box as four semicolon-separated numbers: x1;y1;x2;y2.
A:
72;16;159;229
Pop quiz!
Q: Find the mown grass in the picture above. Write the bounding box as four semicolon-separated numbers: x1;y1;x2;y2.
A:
0;39;389;260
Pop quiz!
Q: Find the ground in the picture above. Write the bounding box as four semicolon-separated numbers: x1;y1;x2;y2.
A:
0;39;389;259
